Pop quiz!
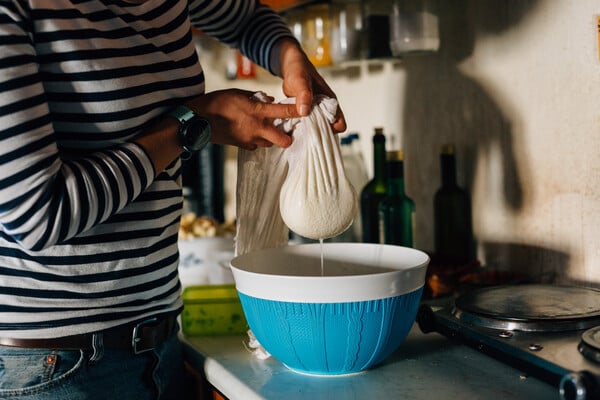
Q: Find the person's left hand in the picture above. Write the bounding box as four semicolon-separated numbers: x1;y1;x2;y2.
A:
273;38;347;134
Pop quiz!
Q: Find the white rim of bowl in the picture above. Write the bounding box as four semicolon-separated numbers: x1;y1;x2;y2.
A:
230;243;429;303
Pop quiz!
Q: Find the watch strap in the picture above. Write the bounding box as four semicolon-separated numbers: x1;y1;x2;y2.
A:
168;105;196;125
169;105;198;160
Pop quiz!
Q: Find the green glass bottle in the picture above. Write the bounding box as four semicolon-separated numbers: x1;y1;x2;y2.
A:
433;144;474;265
360;127;387;243
378;150;415;246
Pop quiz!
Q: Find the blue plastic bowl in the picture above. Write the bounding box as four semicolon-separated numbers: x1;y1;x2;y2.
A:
230;243;429;376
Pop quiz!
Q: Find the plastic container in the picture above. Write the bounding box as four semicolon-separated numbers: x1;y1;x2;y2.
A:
230;243;429;375
178;237;235;287
390;0;439;56
181;284;248;336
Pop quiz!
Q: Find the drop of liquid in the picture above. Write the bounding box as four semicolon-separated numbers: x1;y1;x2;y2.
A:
319;238;324;276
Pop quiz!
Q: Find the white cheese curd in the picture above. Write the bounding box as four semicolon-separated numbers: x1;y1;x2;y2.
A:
278;97;357;240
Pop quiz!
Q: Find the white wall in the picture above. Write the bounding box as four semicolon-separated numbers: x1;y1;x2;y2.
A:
197;0;599;287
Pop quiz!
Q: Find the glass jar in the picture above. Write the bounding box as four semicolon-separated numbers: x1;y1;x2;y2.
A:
390;0;439;56
330;0;363;64
302;4;333;67
361;0;393;59
283;8;305;44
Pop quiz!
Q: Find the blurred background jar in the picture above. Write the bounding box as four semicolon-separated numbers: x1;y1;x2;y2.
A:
302;4;333;67
390;0;439;56
283;8;305;44
236;51;256;79
330;0;364;64
361;0;393;59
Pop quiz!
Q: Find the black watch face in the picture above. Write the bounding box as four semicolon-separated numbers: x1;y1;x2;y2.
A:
185;117;211;151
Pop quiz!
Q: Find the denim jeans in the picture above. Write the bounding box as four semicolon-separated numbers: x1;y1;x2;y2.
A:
0;328;193;400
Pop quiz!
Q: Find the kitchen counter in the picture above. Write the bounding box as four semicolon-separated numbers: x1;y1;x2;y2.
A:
181;324;560;400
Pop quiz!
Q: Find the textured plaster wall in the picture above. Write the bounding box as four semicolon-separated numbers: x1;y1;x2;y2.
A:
199;0;599;286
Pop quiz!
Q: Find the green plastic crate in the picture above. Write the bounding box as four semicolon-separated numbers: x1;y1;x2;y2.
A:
182;284;248;336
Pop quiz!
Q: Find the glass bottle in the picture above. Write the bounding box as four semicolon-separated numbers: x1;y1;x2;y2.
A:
433;144;473;265
378;150;415;247
360;127;387;243
182;143;225;222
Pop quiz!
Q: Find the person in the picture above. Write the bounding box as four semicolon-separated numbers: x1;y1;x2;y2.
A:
0;0;346;398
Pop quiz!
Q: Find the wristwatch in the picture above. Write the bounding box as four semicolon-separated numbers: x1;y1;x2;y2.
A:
168;105;211;160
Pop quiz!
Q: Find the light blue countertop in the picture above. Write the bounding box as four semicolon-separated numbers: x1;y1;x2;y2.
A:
181;325;559;400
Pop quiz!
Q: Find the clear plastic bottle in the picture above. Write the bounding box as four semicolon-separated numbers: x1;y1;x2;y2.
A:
338;134;369;241
348;132;366;167
343;134;369;191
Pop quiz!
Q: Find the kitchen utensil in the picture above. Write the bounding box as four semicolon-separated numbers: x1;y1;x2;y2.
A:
229;243;429;375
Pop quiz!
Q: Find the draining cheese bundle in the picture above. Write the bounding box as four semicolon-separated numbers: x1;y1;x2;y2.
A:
277;96;357;240
235;94;357;257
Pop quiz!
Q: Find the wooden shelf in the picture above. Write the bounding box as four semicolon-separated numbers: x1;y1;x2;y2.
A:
260;0;321;12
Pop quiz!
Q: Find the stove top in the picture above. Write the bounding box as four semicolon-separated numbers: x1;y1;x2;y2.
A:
417;284;600;400
580;326;600;365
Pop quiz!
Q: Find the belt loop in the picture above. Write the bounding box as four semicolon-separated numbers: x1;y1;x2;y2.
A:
89;333;104;364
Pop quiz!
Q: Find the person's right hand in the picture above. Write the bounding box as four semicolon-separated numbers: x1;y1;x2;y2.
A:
185;89;301;150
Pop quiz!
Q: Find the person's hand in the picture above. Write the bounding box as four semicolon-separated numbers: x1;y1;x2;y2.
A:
274;38;347;134
184;89;299;150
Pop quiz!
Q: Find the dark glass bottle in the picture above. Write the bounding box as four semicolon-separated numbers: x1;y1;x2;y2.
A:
181;143;225;222
360;127;387;243
378;150;415;246
433;144;473;265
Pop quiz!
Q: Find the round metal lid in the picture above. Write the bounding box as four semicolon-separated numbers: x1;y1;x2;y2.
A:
579;326;600;363
453;284;600;332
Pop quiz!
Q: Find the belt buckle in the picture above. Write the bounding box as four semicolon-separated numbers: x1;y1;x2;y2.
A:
131;317;158;355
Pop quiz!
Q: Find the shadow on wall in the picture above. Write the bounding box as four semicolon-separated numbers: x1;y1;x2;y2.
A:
400;0;559;281
481;241;568;284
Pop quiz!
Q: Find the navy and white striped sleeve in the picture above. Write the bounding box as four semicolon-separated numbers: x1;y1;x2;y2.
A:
0;2;155;251
187;0;295;75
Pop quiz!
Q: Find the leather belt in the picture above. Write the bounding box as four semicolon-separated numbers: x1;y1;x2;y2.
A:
0;315;177;355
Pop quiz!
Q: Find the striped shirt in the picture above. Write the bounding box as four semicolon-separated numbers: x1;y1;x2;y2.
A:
0;0;293;338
